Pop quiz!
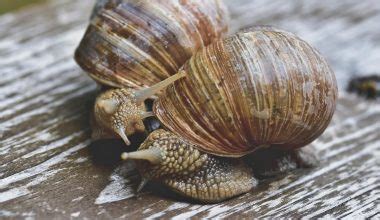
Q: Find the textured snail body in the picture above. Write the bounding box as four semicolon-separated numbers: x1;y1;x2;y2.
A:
75;0;229;89
154;27;338;157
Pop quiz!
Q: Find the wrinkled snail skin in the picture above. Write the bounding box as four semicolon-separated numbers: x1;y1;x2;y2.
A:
127;129;258;203
75;0;229;90
154;27;338;157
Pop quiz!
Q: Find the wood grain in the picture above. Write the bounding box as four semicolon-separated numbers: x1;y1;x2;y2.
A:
0;0;379;219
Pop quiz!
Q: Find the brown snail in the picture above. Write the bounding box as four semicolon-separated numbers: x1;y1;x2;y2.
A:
75;0;229;145
116;27;337;202
75;1;337;203
75;0;229;90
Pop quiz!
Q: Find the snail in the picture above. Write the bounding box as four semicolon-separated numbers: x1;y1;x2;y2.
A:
75;0;229;145
74;1;337;203
75;0;229;90
115;27;337;202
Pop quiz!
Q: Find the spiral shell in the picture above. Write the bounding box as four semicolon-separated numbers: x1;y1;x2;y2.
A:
154;27;338;157
75;0;229;89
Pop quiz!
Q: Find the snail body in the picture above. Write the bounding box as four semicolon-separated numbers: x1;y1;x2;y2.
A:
128;129;317;202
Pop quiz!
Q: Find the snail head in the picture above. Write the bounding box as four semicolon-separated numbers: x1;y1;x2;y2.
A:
94;88;151;146
121;129;209;191
121;129;206;177
94;72;186;146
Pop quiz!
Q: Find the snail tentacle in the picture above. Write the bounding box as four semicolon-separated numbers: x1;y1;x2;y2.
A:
134;71;186;103
125;129;258;202
115;127;131;146
121;148;163;164
140;111;155;119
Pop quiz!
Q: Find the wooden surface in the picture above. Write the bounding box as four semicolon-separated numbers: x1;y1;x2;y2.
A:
0;0;379;219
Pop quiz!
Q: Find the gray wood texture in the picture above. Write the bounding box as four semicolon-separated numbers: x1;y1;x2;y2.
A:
0;0;379;219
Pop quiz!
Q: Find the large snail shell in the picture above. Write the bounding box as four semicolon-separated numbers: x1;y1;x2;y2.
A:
75;0;229;89
154;27;338;157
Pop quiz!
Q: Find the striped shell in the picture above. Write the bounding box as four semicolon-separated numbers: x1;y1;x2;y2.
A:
154;27;338;157
75;0;229;89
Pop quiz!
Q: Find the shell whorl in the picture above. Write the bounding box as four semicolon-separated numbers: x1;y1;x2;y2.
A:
154;27;338;157
75;0;229;89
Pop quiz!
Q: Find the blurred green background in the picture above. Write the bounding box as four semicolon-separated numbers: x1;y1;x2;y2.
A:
0;0;46;15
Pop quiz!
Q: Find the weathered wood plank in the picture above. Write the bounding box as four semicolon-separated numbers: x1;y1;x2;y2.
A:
0;0;379;219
